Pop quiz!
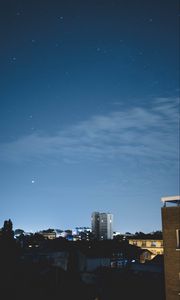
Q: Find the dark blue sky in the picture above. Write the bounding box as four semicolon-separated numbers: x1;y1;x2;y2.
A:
0;0;179;233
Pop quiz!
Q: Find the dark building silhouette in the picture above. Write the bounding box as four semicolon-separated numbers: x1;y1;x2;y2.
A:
161;196;180;300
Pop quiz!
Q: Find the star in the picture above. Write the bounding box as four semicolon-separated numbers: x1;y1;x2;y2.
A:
57;16;64;21
31;180;35;184
16;9;23;16
9;57;17;64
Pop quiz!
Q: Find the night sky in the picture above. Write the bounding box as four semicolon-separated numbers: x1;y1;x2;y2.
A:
0;0;179;233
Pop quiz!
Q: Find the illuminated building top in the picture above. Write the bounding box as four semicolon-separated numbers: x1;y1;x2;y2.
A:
161;195;180;206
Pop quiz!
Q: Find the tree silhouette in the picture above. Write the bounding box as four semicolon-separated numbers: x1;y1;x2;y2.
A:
2;219;14;240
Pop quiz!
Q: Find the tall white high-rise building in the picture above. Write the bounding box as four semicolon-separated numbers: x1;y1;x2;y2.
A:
91;212;113;240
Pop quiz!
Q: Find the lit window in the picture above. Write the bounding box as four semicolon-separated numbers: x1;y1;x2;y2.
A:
176;229;180;249
151;241;157;247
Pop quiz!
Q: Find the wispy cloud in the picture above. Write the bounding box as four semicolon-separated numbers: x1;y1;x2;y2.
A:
0;98;179;164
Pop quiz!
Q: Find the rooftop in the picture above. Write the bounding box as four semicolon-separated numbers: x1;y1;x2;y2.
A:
161;195;180;207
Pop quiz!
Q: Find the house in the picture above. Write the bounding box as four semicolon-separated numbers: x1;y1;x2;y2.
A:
128;238;163;258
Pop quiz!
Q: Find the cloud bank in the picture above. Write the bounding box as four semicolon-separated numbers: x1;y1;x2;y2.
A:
0;98;179;164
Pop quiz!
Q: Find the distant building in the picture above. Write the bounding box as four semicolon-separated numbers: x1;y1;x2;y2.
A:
91;212;113;240
91;212;100;239
72;227;92;241
73;227;92;235
39;230;56;240
161;195;180;300
128;239;164;259
113;231;121;237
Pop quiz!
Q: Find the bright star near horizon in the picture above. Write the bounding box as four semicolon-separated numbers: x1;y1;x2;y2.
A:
31;180;35;184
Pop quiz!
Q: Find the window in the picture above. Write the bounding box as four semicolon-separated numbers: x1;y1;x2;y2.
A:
176;229;180;249
142;241;146;247
151;241;157;247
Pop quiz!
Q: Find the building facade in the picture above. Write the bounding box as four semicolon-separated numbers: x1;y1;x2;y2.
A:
128;239;164;259
161;196;180;300
39;230;56;240
91;212;113;240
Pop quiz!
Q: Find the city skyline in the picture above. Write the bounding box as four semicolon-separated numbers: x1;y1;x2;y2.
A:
0;1;179;233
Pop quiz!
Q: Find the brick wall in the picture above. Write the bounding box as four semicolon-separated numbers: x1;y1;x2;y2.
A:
161;207;180;300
